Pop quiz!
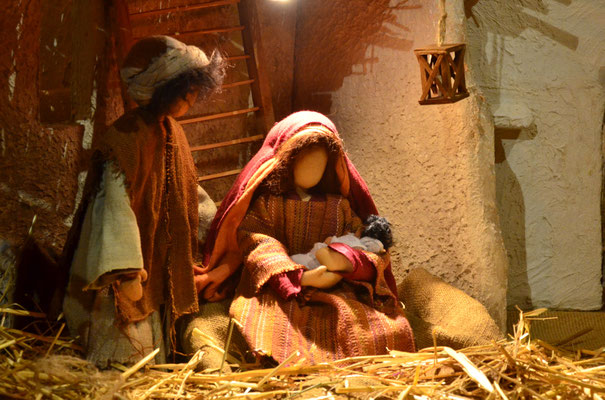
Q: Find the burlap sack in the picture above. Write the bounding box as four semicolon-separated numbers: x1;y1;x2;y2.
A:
179;299;248;372
399;268;503;350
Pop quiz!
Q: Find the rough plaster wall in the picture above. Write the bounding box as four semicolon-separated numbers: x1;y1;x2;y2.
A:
0;0;110;317
0;0;83;255
294;0;508;328
467;0;605;310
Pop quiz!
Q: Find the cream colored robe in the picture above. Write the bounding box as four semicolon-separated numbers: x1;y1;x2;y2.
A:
64;161;216;366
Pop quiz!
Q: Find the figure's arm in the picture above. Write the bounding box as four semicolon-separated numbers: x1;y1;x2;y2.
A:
317;200;380;283
269;269;303;299
237;195;305;295
197;185;217;245
316;244;376;282
71;161;146;301
315;246;353;273
237;195;343;295
269;262;344;297
300;266;343;289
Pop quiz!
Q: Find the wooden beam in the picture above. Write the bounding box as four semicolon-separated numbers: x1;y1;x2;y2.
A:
129;0;240;18
198;169;243;182
420;54;444;100
190;134;264;152
179;107;259;125
418;93;469;105
452;47;467;93
225;55;251;62
134;26;244;40
414;43;466;55
237;0;275;133
221;79;254;89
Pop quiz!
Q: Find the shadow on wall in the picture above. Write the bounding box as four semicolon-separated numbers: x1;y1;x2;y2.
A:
465;0;578;112
293;0;419;114
495;127;536;310
466;0;579;310
466;0;578;49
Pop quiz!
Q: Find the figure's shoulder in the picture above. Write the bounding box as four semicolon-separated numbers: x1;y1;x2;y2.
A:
91;109;159;166
241;192;279;221
254;192;280;207
326;193;351;209
97;109;159;154
111;108;156;135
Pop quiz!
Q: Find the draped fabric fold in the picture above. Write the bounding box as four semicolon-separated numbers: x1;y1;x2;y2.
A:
231;193;415;363
200;111;414;363
62;108;199;326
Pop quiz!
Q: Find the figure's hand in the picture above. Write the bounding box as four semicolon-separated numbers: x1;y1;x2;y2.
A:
117;269;148;302
301;266;343;289
194;263;231;302
315;247;354;273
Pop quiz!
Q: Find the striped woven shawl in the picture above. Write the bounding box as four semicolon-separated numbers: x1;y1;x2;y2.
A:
231;193;415;364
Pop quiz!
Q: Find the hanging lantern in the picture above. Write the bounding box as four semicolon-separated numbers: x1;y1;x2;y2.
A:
414;0;469;105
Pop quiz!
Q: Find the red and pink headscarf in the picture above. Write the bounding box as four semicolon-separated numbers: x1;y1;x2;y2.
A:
200;111;397;295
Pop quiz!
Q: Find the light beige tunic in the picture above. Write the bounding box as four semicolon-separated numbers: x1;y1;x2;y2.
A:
64;161;216;366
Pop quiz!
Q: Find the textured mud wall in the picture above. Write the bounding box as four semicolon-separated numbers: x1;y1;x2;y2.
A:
294;0;508;327
0;0;112;311
467;0;604;310
0;0;101;255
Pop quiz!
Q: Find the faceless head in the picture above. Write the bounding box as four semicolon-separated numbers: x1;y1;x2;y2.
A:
293;144;329;191
167;91;199;118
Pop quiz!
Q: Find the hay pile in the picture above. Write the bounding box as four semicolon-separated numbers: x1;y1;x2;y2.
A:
1;307;604;399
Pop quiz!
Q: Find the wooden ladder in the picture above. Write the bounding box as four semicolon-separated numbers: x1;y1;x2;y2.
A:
114;0;274;201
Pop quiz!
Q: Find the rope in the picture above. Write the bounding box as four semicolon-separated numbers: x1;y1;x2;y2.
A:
437;0;447;46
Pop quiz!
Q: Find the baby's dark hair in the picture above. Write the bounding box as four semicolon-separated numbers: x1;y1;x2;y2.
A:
362;215;393;249
144;51;226;116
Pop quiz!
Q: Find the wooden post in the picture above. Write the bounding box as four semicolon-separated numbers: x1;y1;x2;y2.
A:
237;0;275;134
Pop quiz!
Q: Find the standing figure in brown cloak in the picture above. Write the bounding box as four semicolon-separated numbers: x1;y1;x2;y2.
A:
193;112;415;364
60;36;224;366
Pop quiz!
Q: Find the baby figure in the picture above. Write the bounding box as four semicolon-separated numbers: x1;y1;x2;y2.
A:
291;215;393;270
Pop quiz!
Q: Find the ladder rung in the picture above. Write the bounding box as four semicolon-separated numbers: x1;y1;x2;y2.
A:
191;134;264;152
225;55;251;62
221;79;254;89
198;168;243;182
130;0;240;18
134;26;244;40
179;107;259;125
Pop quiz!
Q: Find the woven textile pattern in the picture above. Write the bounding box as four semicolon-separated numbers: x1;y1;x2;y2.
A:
231;193;415;364
61;109;200;326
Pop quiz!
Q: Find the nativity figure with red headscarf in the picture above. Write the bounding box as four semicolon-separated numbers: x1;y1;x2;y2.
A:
190;111;416;365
